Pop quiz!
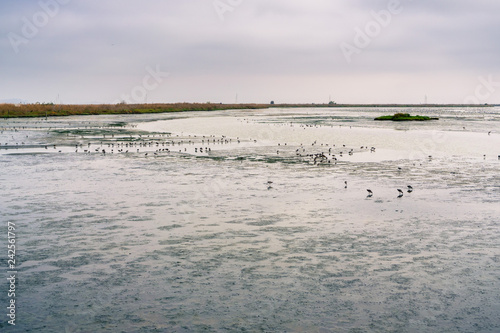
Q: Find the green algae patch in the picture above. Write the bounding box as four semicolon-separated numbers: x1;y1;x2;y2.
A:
374;113;439;121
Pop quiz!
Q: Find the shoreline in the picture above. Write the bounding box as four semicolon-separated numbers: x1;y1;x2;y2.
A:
137;115;499;160
0;102;494;119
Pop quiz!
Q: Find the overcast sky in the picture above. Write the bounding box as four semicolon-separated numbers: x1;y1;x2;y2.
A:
1;0;499;104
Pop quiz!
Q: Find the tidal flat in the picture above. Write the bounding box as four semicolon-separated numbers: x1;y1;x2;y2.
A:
1;107;499;332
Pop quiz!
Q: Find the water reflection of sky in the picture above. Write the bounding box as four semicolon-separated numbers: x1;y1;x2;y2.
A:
0;107;499;332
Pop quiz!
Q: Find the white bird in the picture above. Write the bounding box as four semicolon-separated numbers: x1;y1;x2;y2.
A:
407;185;413;193
367;189;373;197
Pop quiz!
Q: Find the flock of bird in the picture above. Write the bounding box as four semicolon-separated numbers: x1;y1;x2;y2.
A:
348;181;414;198
267;179;414;198
2;121;499;165
366;185;413;198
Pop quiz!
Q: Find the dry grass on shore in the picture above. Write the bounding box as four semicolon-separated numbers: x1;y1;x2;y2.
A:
0;103;269;118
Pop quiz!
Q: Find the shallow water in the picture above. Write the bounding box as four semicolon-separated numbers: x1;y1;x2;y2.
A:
1;107;499;332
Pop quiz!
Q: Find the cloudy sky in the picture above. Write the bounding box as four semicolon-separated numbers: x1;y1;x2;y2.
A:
1;0;499;104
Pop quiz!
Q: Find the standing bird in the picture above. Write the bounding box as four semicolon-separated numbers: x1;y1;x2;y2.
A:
407;185;413;193
397;189;404;197
366;189;373;197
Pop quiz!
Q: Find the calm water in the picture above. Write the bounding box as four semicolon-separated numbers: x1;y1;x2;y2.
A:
1;107;499;332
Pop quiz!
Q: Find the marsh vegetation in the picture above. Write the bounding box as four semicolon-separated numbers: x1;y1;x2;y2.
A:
374;113;439;121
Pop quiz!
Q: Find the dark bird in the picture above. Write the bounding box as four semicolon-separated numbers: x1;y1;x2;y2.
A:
367;189;373;197
407;185;413;193
397;189;404;197
344;181;348;189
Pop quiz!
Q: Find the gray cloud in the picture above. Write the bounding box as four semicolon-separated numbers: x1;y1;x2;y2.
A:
1;0;499;104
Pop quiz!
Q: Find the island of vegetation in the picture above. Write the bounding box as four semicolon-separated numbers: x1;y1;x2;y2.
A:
374;113;439;121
